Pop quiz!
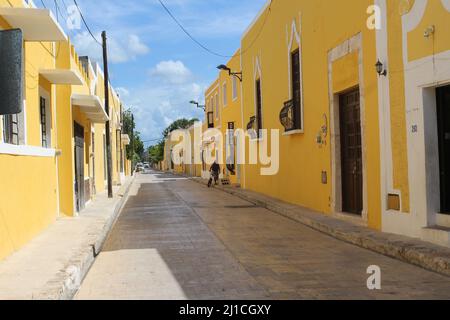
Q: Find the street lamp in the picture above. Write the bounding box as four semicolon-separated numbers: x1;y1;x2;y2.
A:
190;100;206;111
375;59;387;77
217;64;242;82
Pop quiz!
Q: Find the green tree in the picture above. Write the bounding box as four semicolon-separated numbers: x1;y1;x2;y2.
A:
122;110;135;161
122;110;145;166
148;141;164;165
162;118;198;139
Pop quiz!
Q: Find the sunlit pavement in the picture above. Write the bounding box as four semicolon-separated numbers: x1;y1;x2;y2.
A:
75;171;450;300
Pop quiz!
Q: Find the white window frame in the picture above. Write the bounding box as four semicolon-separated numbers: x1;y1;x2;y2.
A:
39;87;52;148
286;16;304;134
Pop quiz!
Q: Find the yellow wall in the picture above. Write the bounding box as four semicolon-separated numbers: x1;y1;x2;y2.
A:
407;0;450;61
238;0;381;229
214;50;243;185
0;155;58;260
0;1;129;260
0;1;60;258
386;0;411;213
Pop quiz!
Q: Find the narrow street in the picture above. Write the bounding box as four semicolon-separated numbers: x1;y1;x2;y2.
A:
76;171;450;300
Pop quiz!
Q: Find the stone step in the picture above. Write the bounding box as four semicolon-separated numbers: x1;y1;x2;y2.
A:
422;225;450;247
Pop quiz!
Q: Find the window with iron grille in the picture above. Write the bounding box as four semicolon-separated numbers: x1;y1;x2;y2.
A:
291;49;302;130
255;79;263;137
3;114;19;145
40;97;48;148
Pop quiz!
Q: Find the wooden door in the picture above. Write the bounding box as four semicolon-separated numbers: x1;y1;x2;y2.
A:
437;85;450;214
339;89;363;215
74;122;85;212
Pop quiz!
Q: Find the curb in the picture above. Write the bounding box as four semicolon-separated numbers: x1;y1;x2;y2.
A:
36;175;136;300
190;177;450;278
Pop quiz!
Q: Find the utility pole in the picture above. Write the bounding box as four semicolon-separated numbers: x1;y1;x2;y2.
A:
131;113;135;175
102;31;113;198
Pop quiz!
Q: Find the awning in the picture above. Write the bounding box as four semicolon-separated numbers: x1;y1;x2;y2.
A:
0;8;67;41
121;134;131;145
40;69;84;85
71;94;109;123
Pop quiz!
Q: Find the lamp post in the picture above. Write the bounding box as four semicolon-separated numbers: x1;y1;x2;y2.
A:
217;64;242;82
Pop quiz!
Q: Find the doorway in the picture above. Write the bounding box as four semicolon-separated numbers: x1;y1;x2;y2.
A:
437;85;450;214
74;122;85;212
339;88;363;215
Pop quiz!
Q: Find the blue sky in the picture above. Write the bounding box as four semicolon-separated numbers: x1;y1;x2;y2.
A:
39;0;267;146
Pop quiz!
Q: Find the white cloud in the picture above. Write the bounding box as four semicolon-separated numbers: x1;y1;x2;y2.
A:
72;32;149;64
117;79;205;144
128;34;150;56
116;87;130;98
150;60;192;84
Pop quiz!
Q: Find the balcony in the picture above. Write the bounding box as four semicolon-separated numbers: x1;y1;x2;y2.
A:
71;94;109;123
121;134;131;146
39;69;84;86
0;7;66;41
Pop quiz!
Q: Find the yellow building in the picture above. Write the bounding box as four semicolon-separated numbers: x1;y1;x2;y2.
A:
197;0;450;246
211;50;243;185
237;0;381;229
0;1;131;261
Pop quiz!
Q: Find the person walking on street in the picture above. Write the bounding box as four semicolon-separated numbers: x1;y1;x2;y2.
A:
208;161;221;188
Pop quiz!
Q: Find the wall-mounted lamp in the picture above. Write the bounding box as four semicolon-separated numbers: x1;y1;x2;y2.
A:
190;100;206;111
424;25;435;38
316;114;328;147
217;64;242;82
375;60;387;77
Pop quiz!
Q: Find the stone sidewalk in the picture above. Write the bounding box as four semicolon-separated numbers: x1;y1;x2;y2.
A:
190;177;450;278
0;176;134;300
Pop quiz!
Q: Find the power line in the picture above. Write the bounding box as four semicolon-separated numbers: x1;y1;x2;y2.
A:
55;0;69;22
143;138;164;143
61;0;69;13
72;0;102;46
54;0;59;22
40;0;46;8
157;0;273;59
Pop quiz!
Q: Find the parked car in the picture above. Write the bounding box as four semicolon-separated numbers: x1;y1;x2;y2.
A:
135;164;144;172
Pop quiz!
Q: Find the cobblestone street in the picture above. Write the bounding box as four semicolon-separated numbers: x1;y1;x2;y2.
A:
76;171;450;300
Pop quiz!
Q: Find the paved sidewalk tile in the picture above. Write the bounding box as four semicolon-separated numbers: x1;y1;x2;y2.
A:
0;177;132;300
76;172;450;300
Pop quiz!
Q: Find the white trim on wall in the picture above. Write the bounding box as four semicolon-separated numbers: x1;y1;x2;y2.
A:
381;0;450;241
328;33;369;223
0;143;57;157
39;86;52;148
375;0;409;236
286;13;304;133
441;0;450;11
253;54;263;131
